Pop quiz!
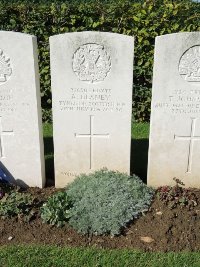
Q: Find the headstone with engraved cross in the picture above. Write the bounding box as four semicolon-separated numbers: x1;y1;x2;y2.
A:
0;31;45;188
50;32;134;187
148;32;200;188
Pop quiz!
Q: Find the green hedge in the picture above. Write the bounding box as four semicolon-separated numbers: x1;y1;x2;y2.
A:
0;0;199;122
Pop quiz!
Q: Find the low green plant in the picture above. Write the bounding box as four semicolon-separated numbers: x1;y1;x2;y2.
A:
157;178;198;209
40;191;71;227
0;187;4;199
66;169;154;236
0;191;36;221
0;182;16;199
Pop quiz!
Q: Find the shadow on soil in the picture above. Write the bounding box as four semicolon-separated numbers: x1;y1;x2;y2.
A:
43;136;55;187
130;139;149;184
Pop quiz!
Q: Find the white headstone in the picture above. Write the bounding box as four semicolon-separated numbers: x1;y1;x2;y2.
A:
0;31;45;188
50;31;134;187
148;32;200;188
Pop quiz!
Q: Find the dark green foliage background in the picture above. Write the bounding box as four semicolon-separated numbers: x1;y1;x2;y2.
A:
0;0;199;122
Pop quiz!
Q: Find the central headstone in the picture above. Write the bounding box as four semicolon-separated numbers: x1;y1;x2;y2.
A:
148;32;200;188
50;32;134;187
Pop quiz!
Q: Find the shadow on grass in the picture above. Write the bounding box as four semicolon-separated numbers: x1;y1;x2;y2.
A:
44;136;55;187
130;139;149;184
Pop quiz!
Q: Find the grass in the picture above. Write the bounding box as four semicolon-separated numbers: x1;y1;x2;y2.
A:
43;123;54;161
131;122;150;182
43;120;150;140
0;245;199;267
43;123;54;183
132;121;150;139
1;123;197;266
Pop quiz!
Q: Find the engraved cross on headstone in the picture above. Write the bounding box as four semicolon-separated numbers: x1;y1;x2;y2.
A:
174;117;200;173
75;115;110;169
0;116;14;158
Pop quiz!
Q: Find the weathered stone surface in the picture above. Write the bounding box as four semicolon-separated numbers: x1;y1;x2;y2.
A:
0;31;45;187
148;32;200;188
50;31;134;187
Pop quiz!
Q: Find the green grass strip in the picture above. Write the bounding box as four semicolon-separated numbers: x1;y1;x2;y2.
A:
0;245;199;267
43;123;53;138
43;122;150;140
131;122;150;139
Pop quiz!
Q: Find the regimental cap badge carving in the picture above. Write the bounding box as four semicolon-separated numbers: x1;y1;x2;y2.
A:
0;49;12;85
179;45;200;83
72;43;111;83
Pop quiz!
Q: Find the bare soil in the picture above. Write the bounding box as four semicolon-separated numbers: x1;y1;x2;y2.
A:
0;187;199;252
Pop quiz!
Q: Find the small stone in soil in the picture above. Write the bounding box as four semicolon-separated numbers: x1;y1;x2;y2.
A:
140;236;155;243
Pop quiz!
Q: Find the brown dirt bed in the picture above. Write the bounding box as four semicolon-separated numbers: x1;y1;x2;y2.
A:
0;187;199;252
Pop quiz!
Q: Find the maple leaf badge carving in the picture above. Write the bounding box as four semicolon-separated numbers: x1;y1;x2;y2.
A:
0;49;12;84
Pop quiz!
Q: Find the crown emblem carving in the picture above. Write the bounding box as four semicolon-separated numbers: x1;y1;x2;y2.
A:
0;49;12;84
72;43;111;83
179;46;200;83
